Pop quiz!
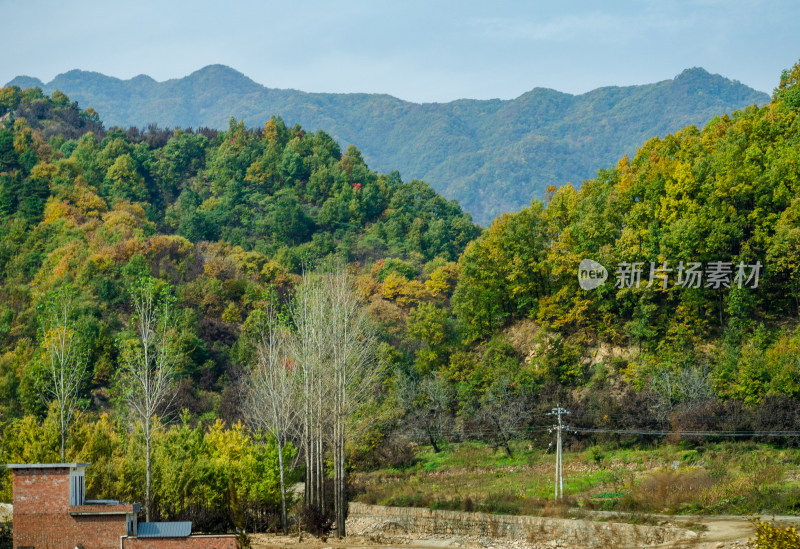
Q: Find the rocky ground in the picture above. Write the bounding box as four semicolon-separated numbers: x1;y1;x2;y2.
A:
0;501;781;548
248;514;783;549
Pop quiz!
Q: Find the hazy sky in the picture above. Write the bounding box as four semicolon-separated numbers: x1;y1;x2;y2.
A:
2;0;798;103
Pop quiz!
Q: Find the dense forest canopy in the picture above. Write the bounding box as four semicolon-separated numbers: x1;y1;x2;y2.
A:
0;84;479;420
0;59;799;530
6;65;770;225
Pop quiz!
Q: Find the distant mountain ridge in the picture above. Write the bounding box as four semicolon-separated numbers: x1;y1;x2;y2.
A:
6;65;770;225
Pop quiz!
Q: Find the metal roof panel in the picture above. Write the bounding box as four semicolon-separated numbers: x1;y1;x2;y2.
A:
6;463;90;469
137;521;192;538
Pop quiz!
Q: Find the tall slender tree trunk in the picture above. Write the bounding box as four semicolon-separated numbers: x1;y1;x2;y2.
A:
145;433;152;522
316;386;325;509
308;409;315;509
337;422;346;537
277;438;288;534
334;410;340;537
333;401;340;537
333;360;346;538
304;391;310;507
304;442;310;505
304;371;313;508
60;407;66;463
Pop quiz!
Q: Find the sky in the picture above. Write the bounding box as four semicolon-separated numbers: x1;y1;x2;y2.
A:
1;0;798;103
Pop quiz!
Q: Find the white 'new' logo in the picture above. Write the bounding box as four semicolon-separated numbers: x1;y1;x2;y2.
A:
578;259;608;290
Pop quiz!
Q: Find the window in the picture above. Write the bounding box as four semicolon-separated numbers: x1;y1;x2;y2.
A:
69;469;85;506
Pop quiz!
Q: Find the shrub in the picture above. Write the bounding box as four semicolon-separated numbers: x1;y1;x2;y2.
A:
0;520;11;549
299;504;334;537
628;469;713;512
751;518;800;548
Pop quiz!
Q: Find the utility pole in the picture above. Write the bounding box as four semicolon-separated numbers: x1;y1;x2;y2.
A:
548;405;570;501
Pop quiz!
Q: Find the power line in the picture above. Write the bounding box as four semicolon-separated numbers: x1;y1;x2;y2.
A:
572;427;800;437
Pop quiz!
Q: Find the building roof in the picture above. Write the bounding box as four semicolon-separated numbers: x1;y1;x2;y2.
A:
6;463;90;469
69;503;140;516
137;522;192;538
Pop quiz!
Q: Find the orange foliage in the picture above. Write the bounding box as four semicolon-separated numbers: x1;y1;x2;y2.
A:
355;273;381;301
42;199;72;223
382;272;429;309
30;162;58;181
74;185;108;219
112;238;145;263
204;256;235;280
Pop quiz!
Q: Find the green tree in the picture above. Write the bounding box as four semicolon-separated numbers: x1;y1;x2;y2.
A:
407;303;450;374
453;203;548;341
768;198;800;316
774;59;800;110
107;154;148;203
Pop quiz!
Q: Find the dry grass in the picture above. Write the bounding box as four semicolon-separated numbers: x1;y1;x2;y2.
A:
354;440;800;517
627;468;713;512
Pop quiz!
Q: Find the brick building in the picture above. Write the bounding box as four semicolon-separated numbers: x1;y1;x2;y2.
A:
8;463;237;549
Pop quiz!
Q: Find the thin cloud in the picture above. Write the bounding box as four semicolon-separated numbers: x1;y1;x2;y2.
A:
469;11;699;43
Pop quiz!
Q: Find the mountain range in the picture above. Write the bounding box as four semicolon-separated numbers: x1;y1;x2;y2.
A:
6;65;770;225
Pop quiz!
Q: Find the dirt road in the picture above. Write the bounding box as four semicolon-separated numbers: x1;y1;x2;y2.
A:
660;514;800;548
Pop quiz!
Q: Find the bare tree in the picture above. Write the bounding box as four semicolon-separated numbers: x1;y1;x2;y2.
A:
243;301;299;534
289;264;378;538
118;277;179;522
650;365;713;424
397;371;454;453
289;272;330;517
39;285;86;462
325;266;378;538
475;377;529;458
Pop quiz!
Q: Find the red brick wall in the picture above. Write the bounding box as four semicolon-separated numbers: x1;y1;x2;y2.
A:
123;535;238;549
13;467;130;549
13;467;70;513
13;510;129;549
12;467;236;549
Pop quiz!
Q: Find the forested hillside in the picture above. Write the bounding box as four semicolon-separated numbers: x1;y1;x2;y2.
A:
6;65;769;224
0;60;799;530
0;84;479;424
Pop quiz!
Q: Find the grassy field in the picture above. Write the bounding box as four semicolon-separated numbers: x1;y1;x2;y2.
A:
352;440;800;516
